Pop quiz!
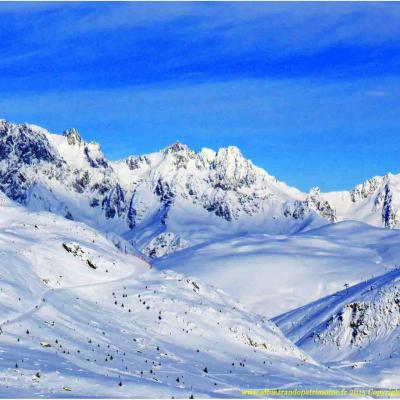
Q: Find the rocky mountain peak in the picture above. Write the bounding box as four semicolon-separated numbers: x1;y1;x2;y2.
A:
214;146;245;163
306;187;336;223
350;176;383;203
63;128;82;146
284;187;336;223
198;147;216;164
164;141;190;154
308;187;321;197
162;141;197;170
209;146;258;191
0;120;60;165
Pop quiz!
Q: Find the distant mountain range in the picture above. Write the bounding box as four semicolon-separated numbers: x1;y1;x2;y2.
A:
1;119;399;258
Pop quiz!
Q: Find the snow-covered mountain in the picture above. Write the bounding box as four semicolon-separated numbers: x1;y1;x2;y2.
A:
0;120;388;257
0;121;125;231
274;267;400;387
0;120;318;257
321;174;400;228
0;192;357;397
285;176;400;230
2;118;400;265
4;119;400;261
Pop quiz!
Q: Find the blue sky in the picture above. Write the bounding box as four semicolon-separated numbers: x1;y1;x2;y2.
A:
1;2;400;191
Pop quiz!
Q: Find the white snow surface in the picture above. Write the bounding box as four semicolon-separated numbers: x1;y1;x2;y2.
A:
0;193;357;397
156;221;400;317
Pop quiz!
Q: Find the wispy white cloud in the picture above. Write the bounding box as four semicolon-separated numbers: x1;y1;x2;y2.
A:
366;90;390;97
3;2;400;58
1;75;399;140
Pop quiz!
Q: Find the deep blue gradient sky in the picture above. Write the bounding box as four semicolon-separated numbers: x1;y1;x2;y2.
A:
1;2;400;191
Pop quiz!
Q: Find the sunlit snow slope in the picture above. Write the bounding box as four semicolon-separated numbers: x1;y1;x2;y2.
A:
0;193;357;397
156;222;400;317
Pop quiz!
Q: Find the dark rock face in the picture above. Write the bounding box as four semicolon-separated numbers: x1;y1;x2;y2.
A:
84;146;109;169
127;193;137;229
103;184;126;219
91;180;112;196
155;178;174;204
125;155;150;170
90;198;100;208
283;200;310;220
0;121;64;203
380;184;398;228
65;211;74;220
1;121;61;166
205;201;232;221
0;121;119;224
0;171;30;203
73;171;90;193
283;188;336;223
306;188;336;223
63;128;82;146
351;177;382;203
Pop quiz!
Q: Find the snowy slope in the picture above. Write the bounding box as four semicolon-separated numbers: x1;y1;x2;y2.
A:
156;221;400;317
0;193;357;397
274;267;400;388
274;267;400;357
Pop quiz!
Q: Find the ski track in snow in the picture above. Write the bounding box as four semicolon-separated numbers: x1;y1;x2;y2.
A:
0;270;141;330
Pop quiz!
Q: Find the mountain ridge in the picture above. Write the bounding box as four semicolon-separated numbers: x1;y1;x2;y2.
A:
1;119;399;259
